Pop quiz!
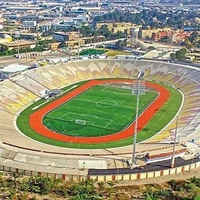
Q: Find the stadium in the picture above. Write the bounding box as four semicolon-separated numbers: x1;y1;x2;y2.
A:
0;59;200;181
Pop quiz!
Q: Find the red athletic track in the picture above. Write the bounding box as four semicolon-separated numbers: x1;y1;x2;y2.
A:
29;79;170;144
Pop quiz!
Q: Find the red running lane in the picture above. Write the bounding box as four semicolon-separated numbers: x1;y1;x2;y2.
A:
29;79;170;144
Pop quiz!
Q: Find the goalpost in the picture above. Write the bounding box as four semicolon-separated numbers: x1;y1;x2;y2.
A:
122;85;131;90
75;119;86;125
75;119;95;126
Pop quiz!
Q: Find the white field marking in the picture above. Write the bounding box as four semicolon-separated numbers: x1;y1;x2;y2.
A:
112;91;133;96
57;112;113;128
96;100;117;108
121;92;159;131
102;84;158;97
75;119;95;126
104;119;113;128
58;112;99;120
81;113;99;118
87;122;114;130
101;84;112;92
74;116;114;130
71;111;112;123
47;113;74;122
76;98;133;109
59;111;70;119
102;86;134;96
50;91;158;131
58;111;113;125
102;84;132;91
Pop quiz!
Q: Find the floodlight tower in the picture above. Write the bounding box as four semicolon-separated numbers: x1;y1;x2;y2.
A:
131;71;145;169
171;116;179;168
15;31;20;64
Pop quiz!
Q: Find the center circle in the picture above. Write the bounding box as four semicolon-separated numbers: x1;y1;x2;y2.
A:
96;100;117;108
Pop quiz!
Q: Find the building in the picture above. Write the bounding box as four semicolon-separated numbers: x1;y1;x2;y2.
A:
48;42;60;51
66;39;85;48
0;31;38;40
53;32;79;42
0;34;12;43
38;20;52;31
171;32;190;43
151;30;173;41
0;40;36;51
22;21;37;28
51;18;74;30
0;17;6;24
141;28;172;39
151;29;189;43
0;64;29;78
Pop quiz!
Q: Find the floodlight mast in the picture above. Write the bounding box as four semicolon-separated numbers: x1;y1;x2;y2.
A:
132;79;140;168
15;31;20;64
171;116;179;168
131;71;145;169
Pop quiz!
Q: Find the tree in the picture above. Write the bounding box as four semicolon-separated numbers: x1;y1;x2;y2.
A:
80;25;94;37
21;176;53;195
10;172;20;189
148;46;156;51
170;53;176;60
184;36;192;49
189;31;199;44
115;39;127;49
175;48;187;61
68;180;100;200
159;36;170;43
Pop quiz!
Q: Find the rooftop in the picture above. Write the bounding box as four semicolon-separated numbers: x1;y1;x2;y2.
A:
0;39;36;47
0;63;29;73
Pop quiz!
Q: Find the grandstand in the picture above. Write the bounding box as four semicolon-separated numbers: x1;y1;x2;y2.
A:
0;59;200;177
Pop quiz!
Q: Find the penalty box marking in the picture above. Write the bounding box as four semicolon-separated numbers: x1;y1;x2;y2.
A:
101;84;137;96
58;111;114;129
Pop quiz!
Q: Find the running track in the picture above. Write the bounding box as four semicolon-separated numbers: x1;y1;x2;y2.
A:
29;79;170;144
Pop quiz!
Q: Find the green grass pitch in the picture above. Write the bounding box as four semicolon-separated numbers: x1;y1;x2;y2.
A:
43;84;158;137
79;49;107;56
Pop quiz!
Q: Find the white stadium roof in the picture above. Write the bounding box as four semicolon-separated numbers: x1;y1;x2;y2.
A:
0;64;29;73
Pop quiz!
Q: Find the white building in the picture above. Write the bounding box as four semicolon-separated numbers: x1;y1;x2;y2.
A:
23;21;37;28
0;64;29;78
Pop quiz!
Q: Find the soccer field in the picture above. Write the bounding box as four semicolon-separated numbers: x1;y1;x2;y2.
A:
43;84;158;137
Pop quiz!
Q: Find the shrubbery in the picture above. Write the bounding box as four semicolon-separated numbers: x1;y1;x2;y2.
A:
0;172;200;199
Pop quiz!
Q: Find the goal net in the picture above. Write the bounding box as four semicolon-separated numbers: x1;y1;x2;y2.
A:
122;85;131;90
75;119;86;125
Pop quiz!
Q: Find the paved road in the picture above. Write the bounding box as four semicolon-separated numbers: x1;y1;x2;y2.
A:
0;51;68;66
88;157;200;175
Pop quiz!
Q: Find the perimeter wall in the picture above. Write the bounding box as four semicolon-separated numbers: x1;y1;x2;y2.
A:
0;160;199;182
